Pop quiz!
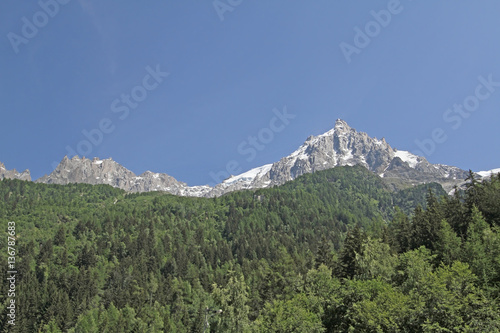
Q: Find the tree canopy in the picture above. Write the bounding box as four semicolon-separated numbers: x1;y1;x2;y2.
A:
1;166;499;332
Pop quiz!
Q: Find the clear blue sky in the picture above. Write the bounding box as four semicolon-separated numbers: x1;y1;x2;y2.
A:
1;1;500;186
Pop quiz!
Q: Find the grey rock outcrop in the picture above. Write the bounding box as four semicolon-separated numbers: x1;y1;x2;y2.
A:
35;156;213;196
0;162;31;181
33;119;482;196
219;119;469;193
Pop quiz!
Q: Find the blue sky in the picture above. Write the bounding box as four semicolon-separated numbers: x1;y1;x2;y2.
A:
1;1;500;186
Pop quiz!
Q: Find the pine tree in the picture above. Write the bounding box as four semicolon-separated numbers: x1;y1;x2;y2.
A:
444;187;469;239
335;225;366;279
436;219;461;265
465;169;481;209
315;235;336;269
211;274;251;332
389;207;411;253
464;206;495;286
411;195;443;252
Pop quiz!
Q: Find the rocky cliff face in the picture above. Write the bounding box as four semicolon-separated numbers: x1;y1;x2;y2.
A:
32;119;487;196
220;119;469;193
35;156;212;196
0;162;31;181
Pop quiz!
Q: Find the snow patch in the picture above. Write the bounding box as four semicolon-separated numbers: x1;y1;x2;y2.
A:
477;168;500;178
394;150;419;168
179;185;213;197
289;144;309;161
223;164;273;185
341;150;353;163
318;127;336;138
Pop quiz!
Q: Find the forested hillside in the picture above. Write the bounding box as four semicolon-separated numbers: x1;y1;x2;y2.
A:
0;165;499;332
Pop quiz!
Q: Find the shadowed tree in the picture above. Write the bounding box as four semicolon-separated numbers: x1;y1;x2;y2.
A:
335;225;366;279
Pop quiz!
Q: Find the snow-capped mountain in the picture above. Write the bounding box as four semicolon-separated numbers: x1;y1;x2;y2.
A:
217;119;469;193
3;119;497;196
0;162;31;181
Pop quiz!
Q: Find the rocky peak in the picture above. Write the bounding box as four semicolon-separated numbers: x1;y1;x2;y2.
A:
23;120;482;197
0;162;31;181
217;121;469;193
36;156;133;187
334;118;349;129
35;156;213;196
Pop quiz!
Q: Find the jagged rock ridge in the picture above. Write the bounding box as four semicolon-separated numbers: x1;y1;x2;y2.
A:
221;119;470;193
19;119;496;196
35;156;212;196
0;162;31;181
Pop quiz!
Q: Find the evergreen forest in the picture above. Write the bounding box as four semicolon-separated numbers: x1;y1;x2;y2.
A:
1;165;500;332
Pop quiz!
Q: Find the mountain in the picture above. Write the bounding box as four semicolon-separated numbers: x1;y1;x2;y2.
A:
29;119;496;196
35;156;212;197
219;119;469;193
0;161;31;181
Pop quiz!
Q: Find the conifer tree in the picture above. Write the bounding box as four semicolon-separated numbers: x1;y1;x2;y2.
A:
335;225;366;279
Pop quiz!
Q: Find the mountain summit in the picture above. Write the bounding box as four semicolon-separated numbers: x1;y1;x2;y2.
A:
26;119;493;196
35;156;212;196
219;119;469;193
0;162;31;181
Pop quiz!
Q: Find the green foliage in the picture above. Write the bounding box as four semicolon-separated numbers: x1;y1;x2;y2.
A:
335;225;366;279
464;207;500;288
392;182;447;215
393;246;435;293
255;293;326;332
355;237;397;282
436;219;462;265
0;166;499;331
211;274;251;332
333;278;410;332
